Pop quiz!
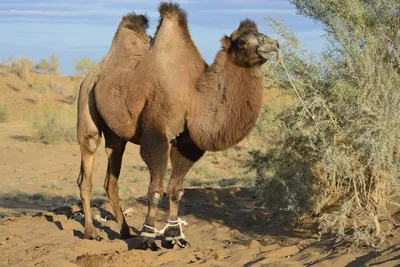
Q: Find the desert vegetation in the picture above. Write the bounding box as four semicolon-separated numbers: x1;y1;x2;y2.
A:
35;54;60;75
33;106;77;144
74;57;96;77
248;0;400;246
11;57;34;80
0;54;90;143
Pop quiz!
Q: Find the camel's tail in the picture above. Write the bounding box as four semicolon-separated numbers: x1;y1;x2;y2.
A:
158;2;188;28
120;12;149;33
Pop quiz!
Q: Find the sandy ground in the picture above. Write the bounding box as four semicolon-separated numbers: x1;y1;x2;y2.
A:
2;123;400;266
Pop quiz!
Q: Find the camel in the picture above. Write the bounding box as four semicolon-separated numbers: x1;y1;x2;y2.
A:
76;2;279;250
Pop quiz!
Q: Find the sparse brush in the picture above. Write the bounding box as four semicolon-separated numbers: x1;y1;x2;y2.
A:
74;58;96;77
48;80;66;94
193;161;218;179
33;106;77;144
30;81;49;93
248;0;400;247
11;57;34;80
0;101;10;123
35;54;60;75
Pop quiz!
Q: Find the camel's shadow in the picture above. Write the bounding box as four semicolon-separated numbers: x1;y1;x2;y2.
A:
45;201;123;241
0;188;317;251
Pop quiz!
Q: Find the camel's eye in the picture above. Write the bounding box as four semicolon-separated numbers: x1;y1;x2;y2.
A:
238;39;247;49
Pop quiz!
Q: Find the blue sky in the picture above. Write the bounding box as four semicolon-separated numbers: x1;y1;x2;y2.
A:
0;0;324;75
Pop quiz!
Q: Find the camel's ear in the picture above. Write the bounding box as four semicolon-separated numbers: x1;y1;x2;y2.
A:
220;35;232;50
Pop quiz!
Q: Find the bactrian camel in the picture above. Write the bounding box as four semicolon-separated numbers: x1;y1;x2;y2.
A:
76;2;279;250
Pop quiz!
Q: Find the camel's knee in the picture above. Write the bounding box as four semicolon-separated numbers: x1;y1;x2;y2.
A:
105;147;112;158
79;133;102;154
148;192;162;207
169;189;184;203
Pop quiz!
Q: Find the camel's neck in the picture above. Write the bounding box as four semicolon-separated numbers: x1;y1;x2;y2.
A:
187;51;264;151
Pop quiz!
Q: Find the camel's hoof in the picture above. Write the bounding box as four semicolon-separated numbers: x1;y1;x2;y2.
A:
163;226;189;249
83;229;101;241
139;236;160;251
162;239;190;250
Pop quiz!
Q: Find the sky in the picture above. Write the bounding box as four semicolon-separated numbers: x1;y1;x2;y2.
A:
0;0;325;75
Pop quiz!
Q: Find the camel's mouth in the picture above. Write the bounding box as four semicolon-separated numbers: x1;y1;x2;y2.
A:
257;45;278;60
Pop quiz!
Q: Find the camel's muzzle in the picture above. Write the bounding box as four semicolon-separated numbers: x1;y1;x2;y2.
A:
257;44;279;60
257;34;279;60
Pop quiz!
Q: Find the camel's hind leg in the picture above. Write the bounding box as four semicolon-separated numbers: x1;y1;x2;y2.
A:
103;126;131;239
77;90;103;240
164;131;204;247
139;127;170;250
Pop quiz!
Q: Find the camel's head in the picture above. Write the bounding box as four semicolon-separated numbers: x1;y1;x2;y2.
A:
221;19;279;67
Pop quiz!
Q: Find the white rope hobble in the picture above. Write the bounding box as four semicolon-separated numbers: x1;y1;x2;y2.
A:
159;218;188;241
69;212;188;241
141;224;157;238
141;218;188;240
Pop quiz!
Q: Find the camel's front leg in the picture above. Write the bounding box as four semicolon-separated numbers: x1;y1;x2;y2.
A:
139;128;170;250
163;131;204;248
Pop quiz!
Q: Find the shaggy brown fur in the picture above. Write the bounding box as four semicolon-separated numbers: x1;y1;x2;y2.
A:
76;2;278;250
238;18;259;32
122;13;149;31
187;52;264;151
155;2;190;40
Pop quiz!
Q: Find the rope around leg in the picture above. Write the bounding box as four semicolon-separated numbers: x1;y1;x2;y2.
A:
158;218;188;241
141;224;157;238
140;218;188;240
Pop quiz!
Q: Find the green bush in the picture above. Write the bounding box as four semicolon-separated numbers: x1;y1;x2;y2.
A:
11;57;34;80
36;54;60;75
249;0;400;246
74;58;96;77
33;107;77;144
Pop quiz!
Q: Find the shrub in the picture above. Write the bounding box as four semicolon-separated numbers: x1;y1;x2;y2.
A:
36;54;60;75
193;161;218;179
30;81;49;93
248;0;400;247
74;58;96;77
0;101;10;123
33;106;76;144
11;57;34;80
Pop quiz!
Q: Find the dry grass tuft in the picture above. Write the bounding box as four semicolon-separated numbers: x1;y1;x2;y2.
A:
33;106;76;144
11;57;34;80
